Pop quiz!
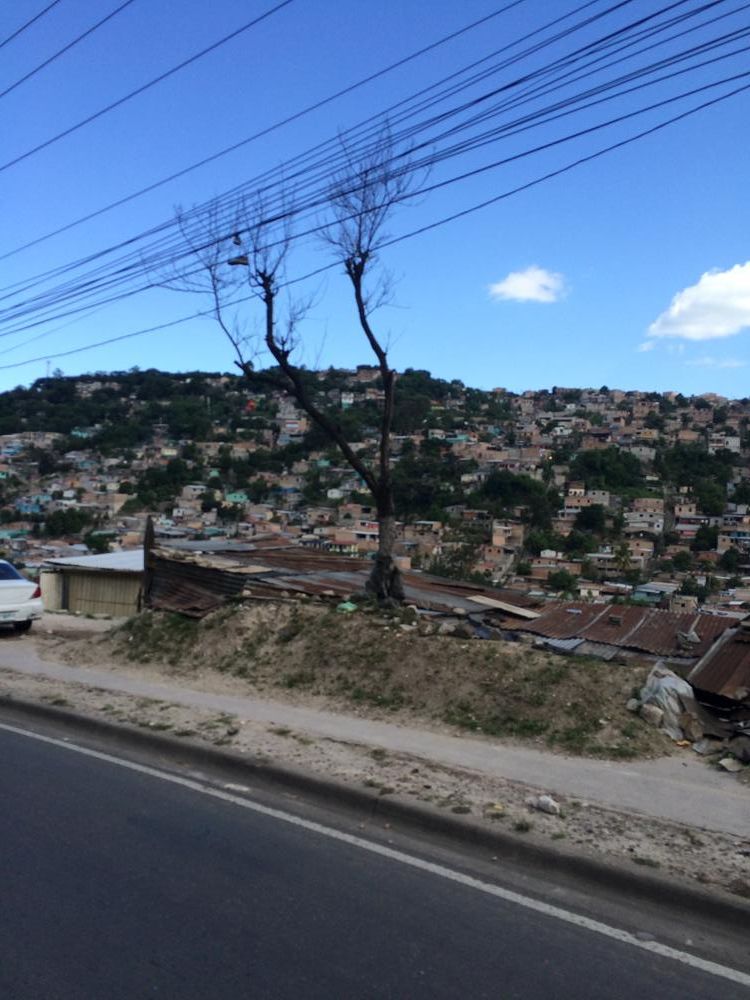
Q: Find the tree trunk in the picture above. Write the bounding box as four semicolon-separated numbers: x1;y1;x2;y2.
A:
366;513;404;603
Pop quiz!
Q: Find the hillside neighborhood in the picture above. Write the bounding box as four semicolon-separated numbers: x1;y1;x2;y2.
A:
2;363;747;885
4;1;750;989
0;367;747;617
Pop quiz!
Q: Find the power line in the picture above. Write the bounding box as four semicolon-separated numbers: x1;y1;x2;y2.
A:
0;0;297;175
406;66;750;205
124;28;750;291
0;301;113;358
0;0;138;103
0;0;640;310
309;78;750;266
392;32;750;179
2;59;747;342
4;0;633;277
0;0;689;296
2;0;742;325
0;312;207;371
0;0;611;316
0;0;532;264
0;0;62;52
1;76;746;373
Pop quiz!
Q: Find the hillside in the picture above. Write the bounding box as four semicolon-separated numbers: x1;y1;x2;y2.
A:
0;367;747;610
50;600;671;761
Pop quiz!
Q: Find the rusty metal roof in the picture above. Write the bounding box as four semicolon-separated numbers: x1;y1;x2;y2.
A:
578;605;649;645
517;603;608;639
688;629;750;702
625;611;731;657
147;543;537;619
143;541;741;663
147;554;246;617
400;572;542;609
516;601;736;659
156;540;542;606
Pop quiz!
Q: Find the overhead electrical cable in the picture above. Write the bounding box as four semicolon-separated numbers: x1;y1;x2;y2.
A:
0;0;297;175
377;81;750;258
1;61;746;340
2;42;744;324
0;45;743;338
0;75;746;373
0;0;746;335
0;0;138;102
383;31;750;177
0;0;531;263
0;302;114;357
142;0;748;268
0;0;628;304
0;0;62;52
5;0;678;306
0;0;600;272
0;4;740;322
398;67;750;205
0;0;701;298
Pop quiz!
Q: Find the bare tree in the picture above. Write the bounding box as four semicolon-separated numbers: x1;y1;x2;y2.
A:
167;138;415;601
319;138;416;600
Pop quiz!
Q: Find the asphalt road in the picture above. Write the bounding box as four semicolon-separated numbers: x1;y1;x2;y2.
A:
2;635;745;838
0;725;746;1000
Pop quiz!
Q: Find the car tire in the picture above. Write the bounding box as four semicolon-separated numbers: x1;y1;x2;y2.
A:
12;620;32;634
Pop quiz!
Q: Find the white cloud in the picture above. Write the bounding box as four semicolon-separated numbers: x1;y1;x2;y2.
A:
636;341;655;352
684;356;746;369
489;266;565;303
648;261;750;341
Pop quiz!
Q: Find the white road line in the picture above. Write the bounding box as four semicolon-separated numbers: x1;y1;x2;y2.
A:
2;720;748;988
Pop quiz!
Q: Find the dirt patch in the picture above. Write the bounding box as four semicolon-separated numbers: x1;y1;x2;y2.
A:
43;601;672;760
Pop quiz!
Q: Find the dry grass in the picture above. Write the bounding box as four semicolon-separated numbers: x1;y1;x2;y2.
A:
86;601;674;761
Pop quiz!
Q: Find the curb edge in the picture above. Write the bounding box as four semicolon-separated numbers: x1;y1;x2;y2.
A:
1;692;747;929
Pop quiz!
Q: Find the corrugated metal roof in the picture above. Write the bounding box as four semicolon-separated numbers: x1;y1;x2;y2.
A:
518;603;608;639
465;595;540;619
689;629;750;702
147;554;245;617
578;605;649;645
625;611;729;658
402;572;542;608
45;549;143;573
147;544;536;619
537;637;585;653
155;540;542;610
516;602;736;659
161;540;259;553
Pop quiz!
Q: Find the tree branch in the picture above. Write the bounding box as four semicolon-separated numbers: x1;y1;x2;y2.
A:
257;271;378;495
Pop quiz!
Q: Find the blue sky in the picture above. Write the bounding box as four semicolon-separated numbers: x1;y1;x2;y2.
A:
1;0;749;396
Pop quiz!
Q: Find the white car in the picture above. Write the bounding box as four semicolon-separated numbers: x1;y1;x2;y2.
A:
0;561;43;633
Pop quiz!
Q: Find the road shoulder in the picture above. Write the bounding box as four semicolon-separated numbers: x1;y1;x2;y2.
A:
0;645;748;909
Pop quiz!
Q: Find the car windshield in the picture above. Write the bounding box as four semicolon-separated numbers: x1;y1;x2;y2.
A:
0;562;23;580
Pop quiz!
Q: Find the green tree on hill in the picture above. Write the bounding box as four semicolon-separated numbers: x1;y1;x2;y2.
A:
573;504;606;533
719;547;741;572
474;471;559;528
672;550;693;572
691;524;718;551
44;508;93;537
657;445;734;488
548;569;577;593
569;447;642;490
84;531;110;554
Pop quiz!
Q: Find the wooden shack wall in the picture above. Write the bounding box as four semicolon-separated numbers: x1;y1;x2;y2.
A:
54;570;142;616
